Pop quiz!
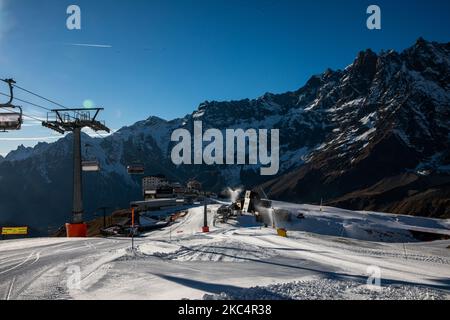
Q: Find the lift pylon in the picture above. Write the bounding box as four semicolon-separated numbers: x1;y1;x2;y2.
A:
42;108;110;237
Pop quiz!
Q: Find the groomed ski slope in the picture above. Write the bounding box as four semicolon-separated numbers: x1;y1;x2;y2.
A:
0;203;449;300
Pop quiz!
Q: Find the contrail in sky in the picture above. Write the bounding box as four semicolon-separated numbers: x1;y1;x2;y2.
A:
66;43;113;48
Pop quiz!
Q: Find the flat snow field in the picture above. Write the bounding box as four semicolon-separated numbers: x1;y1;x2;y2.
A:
0;203;449;300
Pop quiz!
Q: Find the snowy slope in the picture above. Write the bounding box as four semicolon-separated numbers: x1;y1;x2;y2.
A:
271;202;450;242
1;204;449;300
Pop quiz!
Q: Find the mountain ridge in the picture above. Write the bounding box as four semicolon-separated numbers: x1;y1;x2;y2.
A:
1;38;449;233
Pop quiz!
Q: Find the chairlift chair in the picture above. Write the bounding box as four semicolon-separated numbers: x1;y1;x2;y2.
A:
0;107;23;131
127;146;145;175
82;143;100;172
127;163;145;175
82;160;100;172
0;79;23;132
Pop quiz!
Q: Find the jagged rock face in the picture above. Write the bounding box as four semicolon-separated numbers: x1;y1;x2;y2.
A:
263;39;450;217
0;39;449;232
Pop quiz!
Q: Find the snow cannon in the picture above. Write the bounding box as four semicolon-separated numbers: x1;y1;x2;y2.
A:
66;223;88;237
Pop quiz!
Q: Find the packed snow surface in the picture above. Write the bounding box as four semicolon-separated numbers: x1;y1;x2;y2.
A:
0;203;449;300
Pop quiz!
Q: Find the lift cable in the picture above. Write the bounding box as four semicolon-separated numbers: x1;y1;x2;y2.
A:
1;81;102;124
0;81;78;122
10;82;69;110
22;113;46;122
0;91;108;139
0;91;78;122
0;91;52;112
8;82;105;127
20;109;47;121
1;80;108;139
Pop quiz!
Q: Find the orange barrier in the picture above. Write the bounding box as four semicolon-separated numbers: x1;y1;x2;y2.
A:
66;223;88;237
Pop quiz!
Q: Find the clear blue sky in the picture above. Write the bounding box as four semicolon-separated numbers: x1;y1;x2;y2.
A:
0;0;449;155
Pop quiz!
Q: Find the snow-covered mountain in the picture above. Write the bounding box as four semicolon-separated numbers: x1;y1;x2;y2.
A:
0;38;449;232
262;38;450;218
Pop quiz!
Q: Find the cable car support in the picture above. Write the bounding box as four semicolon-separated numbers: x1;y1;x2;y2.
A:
42;108;110;237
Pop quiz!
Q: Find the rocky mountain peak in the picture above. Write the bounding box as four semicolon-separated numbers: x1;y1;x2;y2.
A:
349;49;379;81
1;39;450;232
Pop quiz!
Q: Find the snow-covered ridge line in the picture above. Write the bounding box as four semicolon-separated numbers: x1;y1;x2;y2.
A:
0;38;449;232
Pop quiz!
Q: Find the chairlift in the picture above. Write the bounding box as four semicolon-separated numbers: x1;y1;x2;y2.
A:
82;143;100;172
127;146;145;175
82;160;100;172
127;163;145;175
0;108;23;131
0;79;23;132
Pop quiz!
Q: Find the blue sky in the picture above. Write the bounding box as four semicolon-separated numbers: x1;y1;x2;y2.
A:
0;0;449;156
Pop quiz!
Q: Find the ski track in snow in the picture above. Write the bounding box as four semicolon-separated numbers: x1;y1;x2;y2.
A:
0;204;449;300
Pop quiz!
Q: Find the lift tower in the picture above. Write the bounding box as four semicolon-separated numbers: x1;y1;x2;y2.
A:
42;108;110;237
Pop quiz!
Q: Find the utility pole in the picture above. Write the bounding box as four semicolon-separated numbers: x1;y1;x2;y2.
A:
202;198;209;233
131;206;137;251
131;207;134;250
42;108;110;237
96;207;109;229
